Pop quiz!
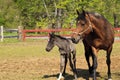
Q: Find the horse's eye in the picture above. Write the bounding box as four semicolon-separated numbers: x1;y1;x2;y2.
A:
81;23;85;26
47;38;50;41
77;21;80;23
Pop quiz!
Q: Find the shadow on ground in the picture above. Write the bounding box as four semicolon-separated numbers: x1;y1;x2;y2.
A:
42;68;101;80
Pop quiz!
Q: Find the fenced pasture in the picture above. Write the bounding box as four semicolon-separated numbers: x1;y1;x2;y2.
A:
0;40;120;80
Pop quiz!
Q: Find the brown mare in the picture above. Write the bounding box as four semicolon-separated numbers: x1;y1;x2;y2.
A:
71;10;114;80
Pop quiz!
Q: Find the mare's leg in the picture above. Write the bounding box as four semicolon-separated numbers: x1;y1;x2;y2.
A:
83;40;98;80
106;46;112;80
91;47;98;80
83;40;92;73
57;54;66;80
69;51;77;80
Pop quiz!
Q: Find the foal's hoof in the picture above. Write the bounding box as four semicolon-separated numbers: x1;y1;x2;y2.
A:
57;76;64;80
73;79;78;80
57;78;64;80
108;78;112;80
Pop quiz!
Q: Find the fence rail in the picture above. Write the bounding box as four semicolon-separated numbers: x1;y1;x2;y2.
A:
22;28;75;41
22;28;120;41
0;26;120;42
0;26;22;42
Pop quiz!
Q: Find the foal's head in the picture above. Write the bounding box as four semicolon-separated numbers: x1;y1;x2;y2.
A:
46;33;55;52
71;10;93;43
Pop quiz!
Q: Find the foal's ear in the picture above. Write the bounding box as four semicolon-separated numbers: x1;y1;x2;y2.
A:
49;32;55;37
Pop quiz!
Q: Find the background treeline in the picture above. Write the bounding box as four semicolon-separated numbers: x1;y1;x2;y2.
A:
0;0;120;29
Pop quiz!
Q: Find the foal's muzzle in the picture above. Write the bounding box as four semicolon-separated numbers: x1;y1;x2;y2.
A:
45;48;51;52
71;35;81;44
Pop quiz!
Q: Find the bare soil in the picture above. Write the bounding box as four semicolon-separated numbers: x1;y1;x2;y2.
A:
0;55;120;80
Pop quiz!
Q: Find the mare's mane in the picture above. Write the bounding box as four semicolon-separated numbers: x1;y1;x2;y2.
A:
87;11;109;23
87;12;103;19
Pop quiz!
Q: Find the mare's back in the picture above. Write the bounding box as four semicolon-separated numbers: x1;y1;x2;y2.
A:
90;12;114;42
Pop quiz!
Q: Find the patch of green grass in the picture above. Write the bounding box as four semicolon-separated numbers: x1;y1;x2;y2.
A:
0;38;20;43
0;40;119;59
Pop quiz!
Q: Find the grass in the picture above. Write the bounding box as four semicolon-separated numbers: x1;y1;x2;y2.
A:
0;40;119;80
0;39;84;58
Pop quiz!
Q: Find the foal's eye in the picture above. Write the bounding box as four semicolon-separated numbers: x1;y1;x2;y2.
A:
47;38;50;41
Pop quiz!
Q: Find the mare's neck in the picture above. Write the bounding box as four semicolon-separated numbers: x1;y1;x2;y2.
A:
90;15;105;39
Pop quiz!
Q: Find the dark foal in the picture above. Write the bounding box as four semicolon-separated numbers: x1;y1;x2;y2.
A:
71;10;114;80
46;33;77;80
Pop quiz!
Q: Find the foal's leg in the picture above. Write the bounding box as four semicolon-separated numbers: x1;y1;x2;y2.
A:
69;51;77;80
57;54;66;80
106;46;112;80
63;54;68;75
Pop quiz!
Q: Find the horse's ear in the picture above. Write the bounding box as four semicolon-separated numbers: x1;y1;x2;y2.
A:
82;9;86;17
49;32;55;37
76;10;80;15
49;32;52;36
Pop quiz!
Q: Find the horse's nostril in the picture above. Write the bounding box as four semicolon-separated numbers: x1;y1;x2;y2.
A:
71;38;75;42
46;48;49;52
71;38;79;44
46;48;50;52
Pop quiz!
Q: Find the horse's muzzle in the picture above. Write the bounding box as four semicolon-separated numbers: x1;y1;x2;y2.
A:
71;38;79;44
71;34;82;44
45;48;51;52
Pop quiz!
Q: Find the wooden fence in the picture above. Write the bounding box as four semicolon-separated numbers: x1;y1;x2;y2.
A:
0;26;22;42
0;25;120;42
22;28;120;41
22;28;75;41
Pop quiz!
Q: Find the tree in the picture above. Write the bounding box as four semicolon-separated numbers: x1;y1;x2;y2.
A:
1;0;120;29
0;0;20;28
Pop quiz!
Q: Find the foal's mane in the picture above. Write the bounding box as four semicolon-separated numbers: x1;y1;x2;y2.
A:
54;34;68;40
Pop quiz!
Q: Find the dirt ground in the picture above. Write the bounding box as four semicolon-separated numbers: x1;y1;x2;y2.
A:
0;55;120;80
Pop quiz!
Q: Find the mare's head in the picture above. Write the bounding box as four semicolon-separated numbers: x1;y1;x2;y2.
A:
46;33;55;52
71;10;93;43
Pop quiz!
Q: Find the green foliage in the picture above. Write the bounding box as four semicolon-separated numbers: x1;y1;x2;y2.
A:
1;0;120;28
0;0;20;28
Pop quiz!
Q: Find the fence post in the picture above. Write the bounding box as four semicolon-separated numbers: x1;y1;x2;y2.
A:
22;30;26;41
18;26;22;41
0;26;3;42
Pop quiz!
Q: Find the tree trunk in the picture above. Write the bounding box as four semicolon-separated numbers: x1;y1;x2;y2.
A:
54;1;57;17
57;8;62;29
42;0;50;18
113;13;118;27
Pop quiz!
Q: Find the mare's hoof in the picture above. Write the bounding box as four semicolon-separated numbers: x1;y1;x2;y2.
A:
89;73;94;77
89;67;94;74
